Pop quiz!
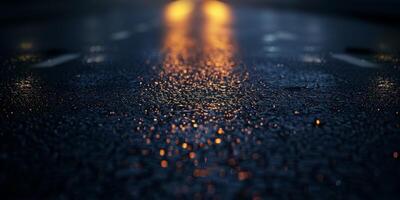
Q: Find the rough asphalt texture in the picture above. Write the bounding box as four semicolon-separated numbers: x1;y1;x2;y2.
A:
1;1;399;199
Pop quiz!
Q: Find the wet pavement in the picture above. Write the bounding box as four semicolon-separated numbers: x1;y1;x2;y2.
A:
1;0;400;199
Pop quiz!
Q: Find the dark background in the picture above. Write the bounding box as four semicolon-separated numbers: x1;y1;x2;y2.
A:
2;0;400;25
1;0;400;199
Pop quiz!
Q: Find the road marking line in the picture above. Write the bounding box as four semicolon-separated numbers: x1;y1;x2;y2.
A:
263;31;297;43
111;30;131;41
32;54;80;68
110;20;159;41
332;53;378;68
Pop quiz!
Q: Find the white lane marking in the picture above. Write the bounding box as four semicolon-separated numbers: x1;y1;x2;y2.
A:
332;54;378;68
264;46;281;53
111;30;131;41
301;55;324;64
110;20;159;41
263;31;297;43
32;54;80;68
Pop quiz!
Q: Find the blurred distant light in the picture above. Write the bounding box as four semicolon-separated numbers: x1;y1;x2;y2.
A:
203;0;231;24
20;42;33;50
165;0;194;24
161;160;168;168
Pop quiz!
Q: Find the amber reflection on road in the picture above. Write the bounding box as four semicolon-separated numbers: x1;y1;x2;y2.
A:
162;0;194;74
202;0;235;74
162;0;236;76
139;0;254;173
199;1;243;118
157;0;244;120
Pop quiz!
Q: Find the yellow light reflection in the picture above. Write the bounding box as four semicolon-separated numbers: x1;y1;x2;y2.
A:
157;0;242;120
162;0;194;74
202;0;235;74
140;1;260;176
164;0;194;24
203;0;231;25
200;0;242;118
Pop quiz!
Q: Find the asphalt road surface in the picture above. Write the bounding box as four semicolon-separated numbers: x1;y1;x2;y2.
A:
1;1;400;199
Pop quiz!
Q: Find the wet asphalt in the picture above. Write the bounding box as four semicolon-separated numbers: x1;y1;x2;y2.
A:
0;1;400;199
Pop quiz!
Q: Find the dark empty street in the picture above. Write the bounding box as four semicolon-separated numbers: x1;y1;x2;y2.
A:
1;0;400;199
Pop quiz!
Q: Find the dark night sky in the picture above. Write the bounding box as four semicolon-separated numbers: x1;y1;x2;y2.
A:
1;1;400;30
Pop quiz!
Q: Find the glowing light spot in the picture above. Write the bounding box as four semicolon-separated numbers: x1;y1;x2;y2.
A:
217;128;224;135
394;151;399;159
189;152;196;159
165;0;194;24
182;142;188;149
203;0;231;24
160;149;166;156
238;171;251;181
215;138;222;144
314;119;321;126
161;160;168;168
